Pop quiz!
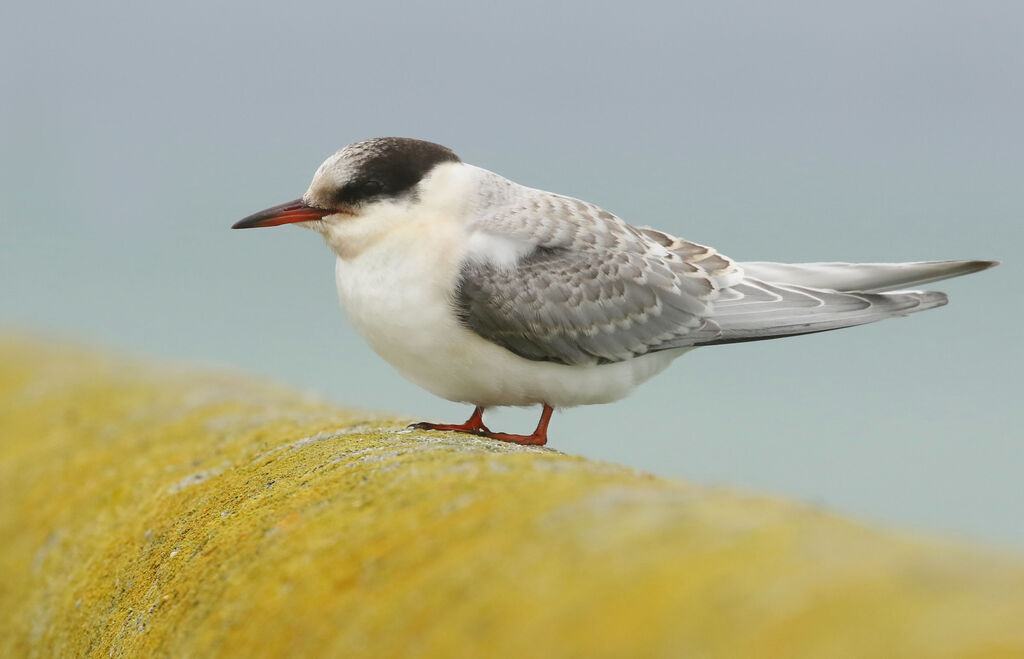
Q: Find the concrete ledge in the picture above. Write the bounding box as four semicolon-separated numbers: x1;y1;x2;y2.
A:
1;335;1023;657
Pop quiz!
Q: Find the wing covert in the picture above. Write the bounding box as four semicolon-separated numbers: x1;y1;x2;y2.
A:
452;181;733;365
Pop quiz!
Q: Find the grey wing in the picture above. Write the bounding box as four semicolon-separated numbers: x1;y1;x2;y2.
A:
452;183;741;365
452;178;961;363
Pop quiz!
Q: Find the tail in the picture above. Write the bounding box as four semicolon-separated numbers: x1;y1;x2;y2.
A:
686;260;997;347
737;259;998;293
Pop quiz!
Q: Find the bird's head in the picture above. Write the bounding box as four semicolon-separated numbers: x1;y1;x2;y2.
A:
232;137;461;233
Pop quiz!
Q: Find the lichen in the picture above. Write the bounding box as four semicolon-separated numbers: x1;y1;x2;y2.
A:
1;334;1023;658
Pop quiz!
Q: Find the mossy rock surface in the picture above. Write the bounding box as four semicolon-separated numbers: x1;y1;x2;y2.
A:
1;335;1023;658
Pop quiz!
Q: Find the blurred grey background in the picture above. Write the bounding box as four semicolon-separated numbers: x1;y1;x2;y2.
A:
2;2;1021;547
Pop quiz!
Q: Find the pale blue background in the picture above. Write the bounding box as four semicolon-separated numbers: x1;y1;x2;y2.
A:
3;2;1021;547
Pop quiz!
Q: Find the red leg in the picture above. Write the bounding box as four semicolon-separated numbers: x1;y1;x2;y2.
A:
409;406;490;435
480;404;554;446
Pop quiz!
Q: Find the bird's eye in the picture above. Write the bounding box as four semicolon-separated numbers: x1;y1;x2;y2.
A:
334;179;386;205
360;180;383;195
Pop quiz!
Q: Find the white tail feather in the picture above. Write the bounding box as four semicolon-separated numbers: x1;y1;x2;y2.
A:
738;260;997;293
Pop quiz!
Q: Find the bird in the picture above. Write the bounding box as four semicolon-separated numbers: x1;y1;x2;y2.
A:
233;137;997;446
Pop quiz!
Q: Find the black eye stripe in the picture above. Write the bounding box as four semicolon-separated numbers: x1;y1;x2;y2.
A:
335;179;384;204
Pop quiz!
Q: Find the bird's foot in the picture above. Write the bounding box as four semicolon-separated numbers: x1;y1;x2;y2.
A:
473;404;553;446
409;406;490;436
476;430;548;446
409;420;490;436
409;404;553;446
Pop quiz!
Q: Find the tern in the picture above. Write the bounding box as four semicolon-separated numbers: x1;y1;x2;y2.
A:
234;137;996;445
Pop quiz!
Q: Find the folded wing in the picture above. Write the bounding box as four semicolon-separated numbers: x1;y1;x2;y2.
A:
453;176;996;364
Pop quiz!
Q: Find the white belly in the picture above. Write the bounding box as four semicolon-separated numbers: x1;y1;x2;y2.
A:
333;230;688;408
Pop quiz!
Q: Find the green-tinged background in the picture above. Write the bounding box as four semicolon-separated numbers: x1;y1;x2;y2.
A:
1;1;1021;547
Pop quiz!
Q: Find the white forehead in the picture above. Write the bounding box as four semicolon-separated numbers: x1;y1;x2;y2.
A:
305;148;355;203
311;145;359;185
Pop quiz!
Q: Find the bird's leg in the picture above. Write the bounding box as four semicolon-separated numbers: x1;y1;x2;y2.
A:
409;406;490;435
479;404;554;446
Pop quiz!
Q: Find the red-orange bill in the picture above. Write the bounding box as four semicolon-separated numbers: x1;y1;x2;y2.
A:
232;199;331;229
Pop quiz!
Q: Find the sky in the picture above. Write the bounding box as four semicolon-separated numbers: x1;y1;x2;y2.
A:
2;1;1022;548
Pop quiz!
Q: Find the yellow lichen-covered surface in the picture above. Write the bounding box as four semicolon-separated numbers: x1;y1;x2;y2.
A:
1;336;1024;658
